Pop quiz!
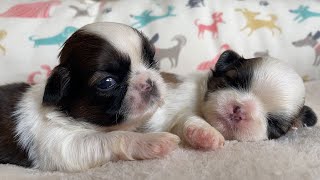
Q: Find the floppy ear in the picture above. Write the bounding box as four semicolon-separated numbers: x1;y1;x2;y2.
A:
214;50;242;75
292;105;318;128
42;66;71;106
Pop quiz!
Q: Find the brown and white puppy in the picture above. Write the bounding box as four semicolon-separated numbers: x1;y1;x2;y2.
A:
145;50;317;149
202;50;317;141
0;22;180;172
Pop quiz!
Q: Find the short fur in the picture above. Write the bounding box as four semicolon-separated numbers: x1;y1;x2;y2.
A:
203;50;316;140
144;50;317;150
0;22;180;172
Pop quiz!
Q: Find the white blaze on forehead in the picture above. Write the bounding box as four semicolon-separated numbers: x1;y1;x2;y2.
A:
81;22;143;67
251;57;305;115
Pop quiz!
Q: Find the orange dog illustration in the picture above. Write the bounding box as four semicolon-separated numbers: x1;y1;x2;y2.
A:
0;30;7;55
194;12;224;38
236;8;281;36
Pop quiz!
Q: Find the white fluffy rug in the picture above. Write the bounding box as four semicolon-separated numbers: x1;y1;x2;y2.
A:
0;81;319;180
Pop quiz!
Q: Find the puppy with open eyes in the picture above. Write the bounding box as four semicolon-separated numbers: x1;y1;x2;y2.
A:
144;50;317;149
0;22;181;172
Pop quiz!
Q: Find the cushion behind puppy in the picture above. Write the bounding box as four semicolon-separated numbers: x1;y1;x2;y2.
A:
0;22;180;172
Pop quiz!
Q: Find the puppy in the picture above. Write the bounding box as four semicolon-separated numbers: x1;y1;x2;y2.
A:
0;22;180;172
202;50;317;141
144;50;317;149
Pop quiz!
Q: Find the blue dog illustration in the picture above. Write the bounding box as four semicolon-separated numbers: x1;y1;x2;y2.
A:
130;5;176;29
29;26;77;47
290;5;320;23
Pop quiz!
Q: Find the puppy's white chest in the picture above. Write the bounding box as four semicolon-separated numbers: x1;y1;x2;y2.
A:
146;75;203;132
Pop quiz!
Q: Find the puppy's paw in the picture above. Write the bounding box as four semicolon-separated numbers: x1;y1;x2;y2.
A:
133;132;180;160
184;125;225;150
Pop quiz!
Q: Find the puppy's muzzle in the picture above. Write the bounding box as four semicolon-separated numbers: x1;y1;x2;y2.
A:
138;79;154;92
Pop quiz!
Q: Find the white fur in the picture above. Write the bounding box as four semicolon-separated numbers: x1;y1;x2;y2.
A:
252;57;305;116
146;72;207;132
12;22;178;172
14;82;111;171
14;82;179;172
202;57;305;141
82;23;166;120
145;72;225;149
146;57;306;143
82;22;143;67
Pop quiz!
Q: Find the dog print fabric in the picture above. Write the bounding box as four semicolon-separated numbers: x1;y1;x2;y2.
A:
0;0;61;18
0;0;319;85
29;26;77;47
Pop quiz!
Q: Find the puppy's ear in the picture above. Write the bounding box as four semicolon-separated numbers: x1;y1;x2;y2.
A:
214;50;242;75
42;66;71;106
292;105;318;128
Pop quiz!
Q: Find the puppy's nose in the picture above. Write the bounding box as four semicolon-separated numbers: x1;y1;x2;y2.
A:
230;105;246;122
139;79;154;92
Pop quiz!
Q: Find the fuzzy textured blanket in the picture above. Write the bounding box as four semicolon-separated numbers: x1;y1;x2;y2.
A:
0;81;319;180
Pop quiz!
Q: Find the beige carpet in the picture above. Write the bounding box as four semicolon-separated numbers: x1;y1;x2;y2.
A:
0;81;319;180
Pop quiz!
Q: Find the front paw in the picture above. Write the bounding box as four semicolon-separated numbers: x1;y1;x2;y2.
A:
133;132;180;160
184;125;225;150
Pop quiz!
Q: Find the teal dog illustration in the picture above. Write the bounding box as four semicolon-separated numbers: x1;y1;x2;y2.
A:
29;26;77;47
290;5;320;23
130;5;175;29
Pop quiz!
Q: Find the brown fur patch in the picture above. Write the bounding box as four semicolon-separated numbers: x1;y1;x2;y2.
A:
160;72;182;89
0;83;32;167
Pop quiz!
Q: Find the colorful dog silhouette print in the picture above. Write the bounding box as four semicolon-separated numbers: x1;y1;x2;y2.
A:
130;5;176;29
150;33;187;68
0;0;60;18
69;5;90;18
197;44;230;71
0;30;7;56
27;65;52;85
236;8;281;36
195;12;224;39
292;31;320;66
259;1;269;6
290;5;320;23
186;0;205;8
29;26;77;48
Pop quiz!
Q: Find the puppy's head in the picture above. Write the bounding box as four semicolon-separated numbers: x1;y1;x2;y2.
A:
42;22;165;129
202;50;317;141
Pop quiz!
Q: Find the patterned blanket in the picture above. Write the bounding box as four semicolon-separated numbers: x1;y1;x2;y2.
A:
0;0;319;85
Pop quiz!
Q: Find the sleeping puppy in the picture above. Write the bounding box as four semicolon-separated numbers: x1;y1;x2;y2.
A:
145;50;317;149
201;50;317;141
0;22;180;172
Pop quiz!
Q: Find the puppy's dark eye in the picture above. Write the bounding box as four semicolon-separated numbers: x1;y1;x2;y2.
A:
97;77;117;90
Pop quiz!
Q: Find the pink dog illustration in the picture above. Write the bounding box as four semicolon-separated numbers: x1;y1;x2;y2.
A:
0;0;60;18
197;44;230;71
27;65;52;85
194;12;224;38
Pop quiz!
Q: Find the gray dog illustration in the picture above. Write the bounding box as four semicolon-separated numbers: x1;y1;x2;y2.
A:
151;34;187;68
69;5;90;18
186;0;205;8
292;31;320;66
